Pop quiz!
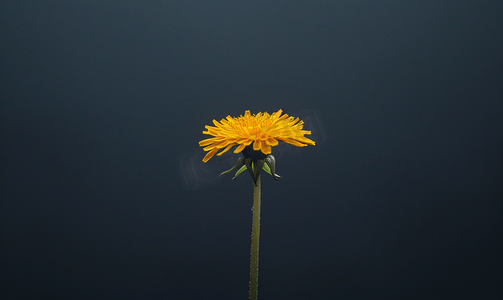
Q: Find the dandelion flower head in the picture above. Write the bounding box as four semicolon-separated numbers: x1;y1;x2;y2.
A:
199;109;315;162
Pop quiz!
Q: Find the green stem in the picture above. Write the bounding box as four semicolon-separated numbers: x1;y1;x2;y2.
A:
249;175;261;300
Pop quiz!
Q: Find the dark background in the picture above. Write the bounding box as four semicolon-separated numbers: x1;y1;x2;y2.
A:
1;1;502;299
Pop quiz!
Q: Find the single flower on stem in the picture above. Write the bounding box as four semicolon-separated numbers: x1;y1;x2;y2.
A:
198;109;315;300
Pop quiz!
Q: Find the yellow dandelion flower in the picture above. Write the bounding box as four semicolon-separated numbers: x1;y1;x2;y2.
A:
199;109;315;163
197;110;317;299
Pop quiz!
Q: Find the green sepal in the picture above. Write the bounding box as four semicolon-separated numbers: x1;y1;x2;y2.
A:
264;154;281;180
220;153;280;184
262;161;272;175
219;157;245;177
233;164;248;179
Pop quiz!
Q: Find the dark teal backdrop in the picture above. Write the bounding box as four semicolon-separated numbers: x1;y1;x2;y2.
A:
1;1;502;299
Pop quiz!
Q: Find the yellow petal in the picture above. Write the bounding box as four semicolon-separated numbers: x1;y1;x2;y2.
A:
296;136;316;145
261;143;271;154
216;144;235;156
203;148;218;163
281;139;306;147
265;137;278;146
234;143;247;153
199;138;215;146
203;144;216;151
253;139;262;151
